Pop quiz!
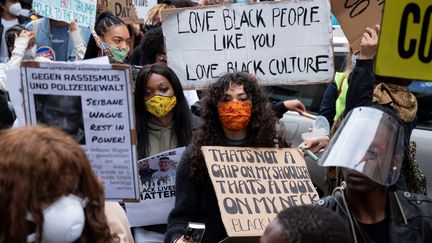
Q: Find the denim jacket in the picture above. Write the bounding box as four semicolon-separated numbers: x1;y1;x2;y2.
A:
25;17;91;62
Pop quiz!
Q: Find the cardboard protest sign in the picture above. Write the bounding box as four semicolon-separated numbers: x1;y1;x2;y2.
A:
20;61;139;201
125;147;185;226
32;0;97;27
375;1;432;81
201;146;319;242
163;1;334;90
100;0;154;24
331;0;384;53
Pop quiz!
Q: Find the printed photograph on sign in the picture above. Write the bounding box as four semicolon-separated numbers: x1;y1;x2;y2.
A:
34;94;86;145
125;147;186;227
20;62;139;201
162;0;334;89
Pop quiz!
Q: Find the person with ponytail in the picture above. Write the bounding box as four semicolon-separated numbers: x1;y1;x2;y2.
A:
84;11;131;64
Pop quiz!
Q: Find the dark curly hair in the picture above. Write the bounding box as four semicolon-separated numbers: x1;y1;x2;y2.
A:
276;205;351;243
139;26;164;66
190;72;289;182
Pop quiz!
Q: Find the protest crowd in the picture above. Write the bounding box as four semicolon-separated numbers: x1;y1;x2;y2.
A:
0;0;431;243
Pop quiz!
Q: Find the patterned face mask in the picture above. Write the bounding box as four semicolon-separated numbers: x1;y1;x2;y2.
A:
145;95;177;118
91;30;129;63
217;101;252;131
108;44;129;63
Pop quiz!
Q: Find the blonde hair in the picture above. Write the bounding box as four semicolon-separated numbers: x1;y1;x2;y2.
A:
146;3;176;25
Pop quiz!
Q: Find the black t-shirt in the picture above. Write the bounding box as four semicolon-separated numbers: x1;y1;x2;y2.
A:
356;218;388;243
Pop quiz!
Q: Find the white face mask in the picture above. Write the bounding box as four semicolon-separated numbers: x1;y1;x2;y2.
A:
27;194;88;243
8;2;22;16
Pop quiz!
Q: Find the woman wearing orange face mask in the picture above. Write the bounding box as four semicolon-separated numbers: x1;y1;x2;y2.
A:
165;72;290;243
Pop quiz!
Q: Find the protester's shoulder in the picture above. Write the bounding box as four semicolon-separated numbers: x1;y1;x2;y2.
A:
395;191;432;216
314;192;342;209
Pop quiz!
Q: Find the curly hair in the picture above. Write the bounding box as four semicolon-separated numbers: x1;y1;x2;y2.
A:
0;126;117;243
139;26;164;66
275;205;351;243
190;72;289;182
135;63;192;159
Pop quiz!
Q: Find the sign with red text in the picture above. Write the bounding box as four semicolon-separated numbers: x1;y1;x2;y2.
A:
163;1;334;89
33;0;97;27
202;146;319;242
375;0;432;81
331;0;384;53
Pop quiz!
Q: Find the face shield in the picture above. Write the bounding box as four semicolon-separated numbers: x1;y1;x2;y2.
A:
318;107;405;186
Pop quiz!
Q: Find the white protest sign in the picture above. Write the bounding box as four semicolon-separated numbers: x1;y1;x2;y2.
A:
21;62;139;201
135;0;158;22
32;0;97;27
125;147;186;227
163;1;334;90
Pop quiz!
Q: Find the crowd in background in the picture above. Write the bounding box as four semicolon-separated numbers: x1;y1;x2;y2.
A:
0;0;431;243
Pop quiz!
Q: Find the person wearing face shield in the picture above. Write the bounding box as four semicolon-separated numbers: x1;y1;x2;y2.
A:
315;106;432;243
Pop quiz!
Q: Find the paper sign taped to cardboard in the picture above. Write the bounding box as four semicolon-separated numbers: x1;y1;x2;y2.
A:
163;1;334;89
125;147;186;227
32;0;97;27
375;0;432;81
331;0;384;53
202;146;319;240
20;61;139;201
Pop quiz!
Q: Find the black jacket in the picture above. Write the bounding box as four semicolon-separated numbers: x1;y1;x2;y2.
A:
165;146;227;243
316;190;432;243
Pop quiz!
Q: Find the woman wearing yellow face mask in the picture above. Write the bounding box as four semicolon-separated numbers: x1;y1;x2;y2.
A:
166;72;290;243
132;63;195;241
135;63;194;159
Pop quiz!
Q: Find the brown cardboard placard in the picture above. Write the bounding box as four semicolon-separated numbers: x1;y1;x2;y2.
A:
201;146;319;242
331;0;384;53
100;0;144;24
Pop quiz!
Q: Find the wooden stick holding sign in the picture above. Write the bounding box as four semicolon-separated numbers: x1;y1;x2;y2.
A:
201;146;319;242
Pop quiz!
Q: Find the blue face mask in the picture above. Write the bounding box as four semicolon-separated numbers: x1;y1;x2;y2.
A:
107;44;129;63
